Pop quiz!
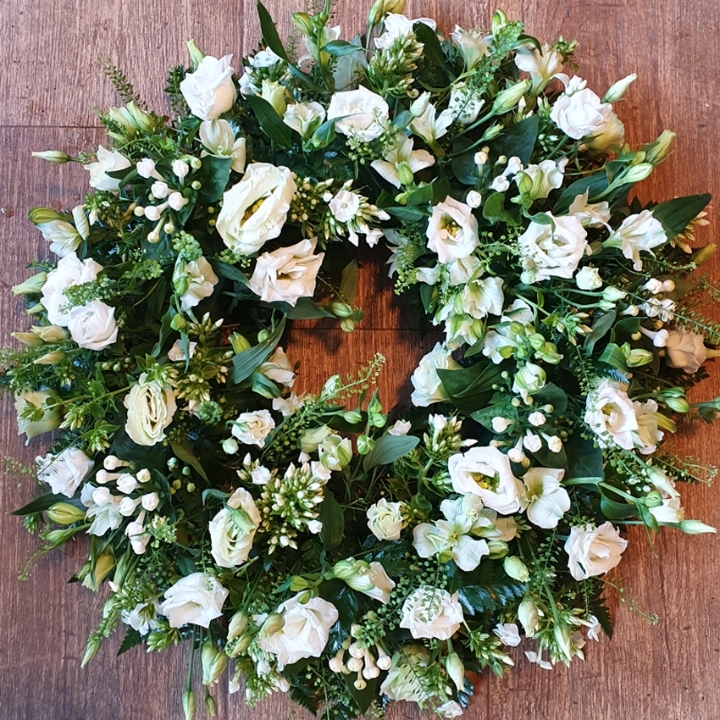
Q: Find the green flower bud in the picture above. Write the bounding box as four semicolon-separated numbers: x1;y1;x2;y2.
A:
182;688;196;720
28;207;64;225
368;0;406;27
12;332;43;347
492;9;508;33
300;425;333;453
47;502;86;525
228;332;251;353
319;434;353;470
487;539;509;559
665;396;690;413
624;347;654;367
34;351;65;365
602;73;637;103
186;40;205;69
32;325;67;342
692;243;716;266
204;690;216;717
644;130;676;165
291;12;314;35
397;162;416;186
504;555;530;582
679;520;717;535
12;272;47;296
492;80;530;114
330;301;354;318
602;286;627;302
81;636;102;668
444;652;465;691
31;150;71;164
356;435;375;455
170;314;187;332
341;410;363;424
643;491;663;508
623;162;654;184
82;549;115;592
201;641;228;686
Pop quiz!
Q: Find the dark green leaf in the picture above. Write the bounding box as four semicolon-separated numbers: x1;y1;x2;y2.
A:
244;95;292;148
318;489;345;551
585;309;617;353
385;206;428;222
565;433;605;481
170;440;209;482
194;155;232;204
438;362;505;415
256;1;288;60
263;297;334;319
553;173;609;214
340;260;359;302
533;383;568;417
651;193;711;239
210;260;250;286
413;22;448;70
232;316;286;384
599;342;627;370
117;628;143;656
600;488;638;520
363;434;420;472
11;492;82;516
488;115;539;166
305;118;337;150
202;488;231;505
404;182;434;206
346;674;378;714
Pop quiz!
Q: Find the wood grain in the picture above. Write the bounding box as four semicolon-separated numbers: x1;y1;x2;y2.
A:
0;0;718;718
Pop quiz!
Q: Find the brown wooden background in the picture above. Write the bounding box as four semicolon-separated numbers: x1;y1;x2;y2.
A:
1;0;719;718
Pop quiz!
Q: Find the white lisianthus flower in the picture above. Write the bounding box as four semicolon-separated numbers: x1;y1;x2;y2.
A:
367;498;405;540
448;81;486;124
15;390;61;442
460;276;505;319
173;256;219;311
517;213;588;282
40;252;103;326
259;595;339;668
410;342;461;407
209;488;261;568
180;55;237;120
518;598;540;636
575;266;603;290
604;210;667;270
231;409;275;447
303;24;342;63
327;86;389;141
410;94;454;145
522;467;571;528
664;329;708;373
371;134;434;188
124;373;177;447
550;76;612;140
515;158;568;200
427;197;479;263
374;13;436;49
632;399;664;455
568;190;611;228
512;362;547;401
448;446;523;514
158;572;228;628
380;645;433;703
584;379;638;450
36;447;94;497
248;238;325;307
452;26;491;69
259;347;296;387
587;112;625;152
514;43;568;86
198;119;247;173
399;586;464;640
329;189;361;223
283;101;326;140
216;163;297;255
67;300;118;351
564;522;628;580
84;145;132;192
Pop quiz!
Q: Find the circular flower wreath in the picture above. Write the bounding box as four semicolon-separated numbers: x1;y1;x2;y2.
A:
5;1;719;718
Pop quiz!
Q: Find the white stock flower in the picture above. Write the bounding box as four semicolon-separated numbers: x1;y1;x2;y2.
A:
367;498;404;540
399;587;463;640
460;276;505;319
550;76;612;139
448;446;523;514
575;266;603;290
427;197;479;263
248;238;324;307
158;572;228;628
41;253;103;326
371;134;434;188
452;26;491;69
209;488;261;568
216;163;297;255
283;102;326;140
605;210;667;270
517;213;588;282
124;373;177;447
568;191;611;228
37;447;94;497
67;300;118;351
410;342;460;407
583;379;638;450
231;409;275;447
259;595;339;668
174;256;219;311
327;86;389;141
664;329;707;373
493;622;521;646
84;146;132;192
564;522;627;580
522;467;570;528
410;94;454;145
515;43;567;85
180;55;237;120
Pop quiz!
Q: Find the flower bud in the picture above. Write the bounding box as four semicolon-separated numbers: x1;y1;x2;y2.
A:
201;641;228;686
644;130;676;165
602;286;627;302
332;559;375;593
665;396;690;413
518;598;540;636
182;688;196;720
204;690;217;717
643;490;663;508
12;332;43;347
261;80;287;117
47;502;86;525
692;243;716;266
12;272;47;296
487;539;509;559
341;410;363;424
221;438;239;455
34;351;65;365
330;302;354;318
28;207;64;225
368;0;406;27
81;636;102;668
356;435;375;455
82;549;115;591
410;92;431;118
186;39;205;69
444;652;465;691
229;332;251;353
623;162;654;184
31;150;71;164
319;434;353;471
504;555;530;581
602;73;637;103
679;520;717;535
492;80;530;114
32;325;68;342
492;9;508;33
291;11;314;35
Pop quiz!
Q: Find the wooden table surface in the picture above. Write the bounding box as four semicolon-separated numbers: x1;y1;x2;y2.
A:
1;0;718;718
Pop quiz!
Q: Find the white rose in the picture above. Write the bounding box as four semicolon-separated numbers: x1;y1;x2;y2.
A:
522;467;570;529
664;329;707;373
180;54;237;120
518;213;588;282
158;572;228;628
84;145;131;192
367;498;404;540
604;210;667;271
173;256;219;311
399;586;463;640
327;86;389;141
410;342;461;407
452;26;491;70
380;645;433;703
259;594;339;668
67;300;118;351
231;409;275;447
564;522;628;580
41;252;103;326
575;266;603;290
249;238;324;307
15;389;61;442
36;447;94;497
217;163;297;255
209;488;261;568
427;197;479;263
283;101;326;140
584;379;638;450
124;373;177;446
550;76;612;140
448;446;522;515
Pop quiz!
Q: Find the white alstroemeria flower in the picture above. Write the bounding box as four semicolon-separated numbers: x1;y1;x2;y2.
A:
522;467;570;529
514;43;568;86
493;622;522;646
564;522;627;580
410;93;454;145
217;163;297;255
85;488;124;536
525;650;554;670
67;300;118;351
174;256;219;311
332;559;395;603
40;252;103;326
259;346;296;387
209;487;261;568
180;55;237;121
460;276;505;319
124;374;177;447
604;210;667;270
449;446;523;515
427;197;479;263
272;392;307;417
231;409;275;448
367;498;405;540
327;86;389;141
283;101;326;140
371;134;434;188
121;602;158;636
664;329;708;373
437;701;465;719
84;145;132;192
329;189;361;223
632;399;664;455
303;24;342;62
584;379;638;450
515;158;568;200
259;594;338;668
410;342;460;407
388;420;412;436
575;266;603;290
448;81;486;124
380;646;433;703
550;76;612;140
374;13;436;50
649;496;685;524
158;573;228;628
36;447;94;498
448;256;482;286
568;190;611;228
452;26;491;69
512;362;546;401
400;587;463;640
248;238;324;307
199;119;247;173
167;339;197;362
517;213;588;282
